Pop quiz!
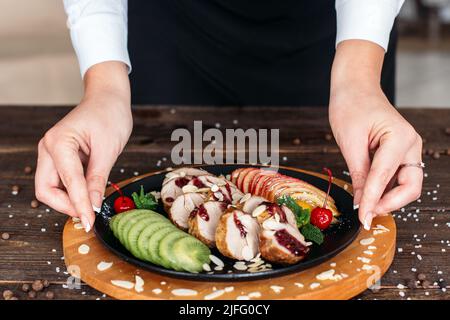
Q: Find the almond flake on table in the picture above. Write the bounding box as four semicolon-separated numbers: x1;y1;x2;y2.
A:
236;295;250;300
362;264;373;271
359;237;375;246
73;223;84;230
97;261;113;271
270;285;284;293
363;250;374;255
248;291;262;298
295;282;304;288
357;256;371;264
152;288;162;294
204;289;225;300
135;275;144;293
171;289;198;296
309;282;320;290
78;244;90;255
111;280;134;290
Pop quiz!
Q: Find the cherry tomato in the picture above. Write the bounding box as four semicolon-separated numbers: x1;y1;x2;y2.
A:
310;207;333;230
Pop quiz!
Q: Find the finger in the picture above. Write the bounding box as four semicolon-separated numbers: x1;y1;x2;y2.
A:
86;147;116;213
340;137;371;208
359;136;410;230
375;142;423;215
35;141;78;217
49;140;94;232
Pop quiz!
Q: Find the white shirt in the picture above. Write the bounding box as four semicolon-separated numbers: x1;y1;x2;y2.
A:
64;0;404;78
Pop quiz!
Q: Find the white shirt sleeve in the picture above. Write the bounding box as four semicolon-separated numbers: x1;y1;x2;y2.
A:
63;0;131;78
335;0;405;51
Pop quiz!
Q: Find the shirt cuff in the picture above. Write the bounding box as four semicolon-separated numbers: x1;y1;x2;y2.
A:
336;0;404;51
69;13;131;78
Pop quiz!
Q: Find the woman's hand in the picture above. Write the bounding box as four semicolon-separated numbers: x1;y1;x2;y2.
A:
330;40;423;230
35;62;131;231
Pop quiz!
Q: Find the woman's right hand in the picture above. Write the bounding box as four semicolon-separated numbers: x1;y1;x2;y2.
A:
35;62;132;231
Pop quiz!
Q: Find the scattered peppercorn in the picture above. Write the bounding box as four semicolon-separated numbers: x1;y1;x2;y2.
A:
30;200;39;209
43;279;50;288
45;291;54;299
292;138;301;145
2;290;14;300
31;280;44;292
1;232;10;240
422;280;431;289
432;151;440;160
24;166;33;174
438;280;447;289
425;149;434;156
417;273;427;281
12;185;20;193
445;127;450;135
27;290;37;299
21;283;30;292
325;133;333;141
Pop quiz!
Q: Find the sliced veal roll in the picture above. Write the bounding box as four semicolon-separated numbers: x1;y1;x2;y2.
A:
250;202;297;228
168;192;206;230
259;219;310;265
240;195;267;215
215;208;260;261
188;201;228;248
161;167;212;209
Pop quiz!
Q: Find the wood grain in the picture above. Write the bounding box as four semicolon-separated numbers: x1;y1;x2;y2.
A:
0;106;448;300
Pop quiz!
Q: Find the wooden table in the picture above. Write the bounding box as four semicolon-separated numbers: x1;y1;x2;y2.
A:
0;106;448;300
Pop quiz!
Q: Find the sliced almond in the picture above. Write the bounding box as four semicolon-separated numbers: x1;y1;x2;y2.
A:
97;261;113;271
209;255;225;268
171;288;198;296
135;275;144;293
239;193;252;204
252;205;267;217
182;185;198;193
262;219;284;231
210;184;219;192
111;280;134;290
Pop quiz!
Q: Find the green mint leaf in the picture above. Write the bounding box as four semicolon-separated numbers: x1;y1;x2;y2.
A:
131;185;158;210
301;224;324;245
277;195;311;228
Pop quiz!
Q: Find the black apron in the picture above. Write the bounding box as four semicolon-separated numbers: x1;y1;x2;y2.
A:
129;0;397;106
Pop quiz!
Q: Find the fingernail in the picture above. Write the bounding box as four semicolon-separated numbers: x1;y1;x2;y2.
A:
353;204;360;210
81;215;91;233
90;191;102;212
364;212;373;231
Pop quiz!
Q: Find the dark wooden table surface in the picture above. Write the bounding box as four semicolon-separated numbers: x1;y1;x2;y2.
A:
0;106;449;300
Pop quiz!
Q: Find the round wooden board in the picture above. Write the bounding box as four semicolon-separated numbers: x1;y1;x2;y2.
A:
63;169;396;300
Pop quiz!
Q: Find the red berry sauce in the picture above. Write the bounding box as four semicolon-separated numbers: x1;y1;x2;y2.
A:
274;229;309;257
233;212;247;238
174;177;190;188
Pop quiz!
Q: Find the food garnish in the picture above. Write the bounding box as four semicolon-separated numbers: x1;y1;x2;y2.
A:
310;168;334;230
131;185;158;210
111;182;136;213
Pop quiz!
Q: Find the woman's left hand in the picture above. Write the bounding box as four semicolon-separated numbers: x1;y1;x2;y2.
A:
329;40;424;230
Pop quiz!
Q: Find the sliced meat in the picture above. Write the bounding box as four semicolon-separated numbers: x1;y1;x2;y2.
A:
215;209;260;261
169;193;206;230
188;201;227;247
162;167;211;185
250;202;297;228
259;221;310;265
241;195;267;214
